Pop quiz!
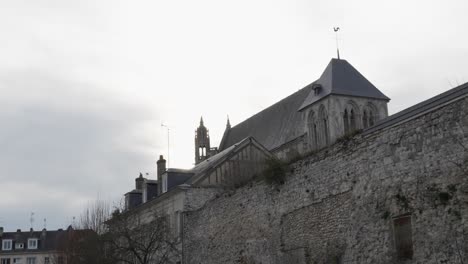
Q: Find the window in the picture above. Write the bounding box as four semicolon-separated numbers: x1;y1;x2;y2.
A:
350;109;356;131
12;258;21;264
57;256;64;264
2;240;12;250
369;110;375;126
26;258;35;264
43;257;49;264
343;110;349;134
1;258;11;264
307;110;318;150
27;239;38;249
323;118;329;144
393;215;413;260
15;242;23;249
314;86;321;95
174;211;182;238
198;146;206;158
362;110;368;128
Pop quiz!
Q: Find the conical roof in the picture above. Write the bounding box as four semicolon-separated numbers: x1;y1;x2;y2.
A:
299;59;389;111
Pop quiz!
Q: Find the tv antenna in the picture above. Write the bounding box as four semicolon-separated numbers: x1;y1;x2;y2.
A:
161;123;170;168
30;212;35;229
333;27;341;59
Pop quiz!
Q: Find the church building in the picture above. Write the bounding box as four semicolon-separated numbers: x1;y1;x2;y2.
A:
214;58;390;160
124;57;391;211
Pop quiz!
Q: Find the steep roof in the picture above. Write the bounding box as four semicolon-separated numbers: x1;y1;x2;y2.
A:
219;58;389;151
0;228;92;253
219;87;311;151
298;59;390;110
187;137;273;185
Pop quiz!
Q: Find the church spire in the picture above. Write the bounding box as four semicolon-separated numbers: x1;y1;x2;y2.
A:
195;117;210;165
226;115;231;129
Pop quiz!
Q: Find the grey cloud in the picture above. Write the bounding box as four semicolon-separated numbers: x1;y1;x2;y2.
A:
0;70;158;231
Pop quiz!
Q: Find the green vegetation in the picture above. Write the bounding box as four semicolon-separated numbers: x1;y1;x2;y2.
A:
262;157;289;185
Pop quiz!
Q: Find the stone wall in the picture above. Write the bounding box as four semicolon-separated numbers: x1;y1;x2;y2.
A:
183;97;468;264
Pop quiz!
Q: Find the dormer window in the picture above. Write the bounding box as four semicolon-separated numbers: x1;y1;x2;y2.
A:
15;243;24;249
2;239;12;250
27;238;38;249
313;84;322;95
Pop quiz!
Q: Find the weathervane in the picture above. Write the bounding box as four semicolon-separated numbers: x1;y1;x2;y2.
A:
334;27;340;59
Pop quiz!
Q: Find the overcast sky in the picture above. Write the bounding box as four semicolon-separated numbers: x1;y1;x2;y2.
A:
0;0;467;231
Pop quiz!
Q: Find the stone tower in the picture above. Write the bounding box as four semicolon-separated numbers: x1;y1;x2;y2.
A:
195;117;211;165
299;58;390;151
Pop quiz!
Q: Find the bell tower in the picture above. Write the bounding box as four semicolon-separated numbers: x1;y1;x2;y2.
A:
195;117;211;164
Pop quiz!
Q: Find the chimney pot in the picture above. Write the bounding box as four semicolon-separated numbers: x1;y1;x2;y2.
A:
157;155;167;180
135;173;145;190
17;229;21;232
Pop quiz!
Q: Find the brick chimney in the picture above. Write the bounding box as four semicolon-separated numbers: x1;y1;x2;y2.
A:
157;155;166;180
135;173;145;190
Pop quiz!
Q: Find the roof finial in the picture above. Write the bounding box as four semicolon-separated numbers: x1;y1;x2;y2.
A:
200;116;204;126
333;27;340;59
226;115;231;129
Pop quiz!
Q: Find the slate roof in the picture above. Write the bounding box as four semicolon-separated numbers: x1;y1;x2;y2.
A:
187;137;272;184
298;58;390;111
364;82;468;135
219;58;390;151
0;228;84;253
219;87;311;151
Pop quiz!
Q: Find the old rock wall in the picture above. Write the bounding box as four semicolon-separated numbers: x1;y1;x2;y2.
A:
183;97;468;264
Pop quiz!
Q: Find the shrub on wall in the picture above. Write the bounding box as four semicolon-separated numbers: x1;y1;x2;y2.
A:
262;157;288;185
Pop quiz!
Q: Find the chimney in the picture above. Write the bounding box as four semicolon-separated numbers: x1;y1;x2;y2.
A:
0;227;3;237
157;155;166;180
135;173;145;190
17;229;21;233
41;228;46;239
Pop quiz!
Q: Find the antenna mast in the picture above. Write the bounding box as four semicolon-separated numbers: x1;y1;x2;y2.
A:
161;123;170;168
333;27;341;59
30;212;35;229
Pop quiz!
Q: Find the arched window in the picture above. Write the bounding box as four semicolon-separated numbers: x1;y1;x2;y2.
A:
313;124;318;147
363;110;368;129
350;109;356;131
199;146;206;157
343;110;349;134
343;100;359;135
363;103;378;128
323;118;329;144
318;105;329;146
307;111;318;149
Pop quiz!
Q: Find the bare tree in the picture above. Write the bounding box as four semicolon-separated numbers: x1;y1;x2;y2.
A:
75;198;113;235
57;198;115;264
103;210;180;264
50;227;108;264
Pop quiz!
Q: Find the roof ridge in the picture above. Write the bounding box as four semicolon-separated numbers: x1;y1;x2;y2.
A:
219;85;313;150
